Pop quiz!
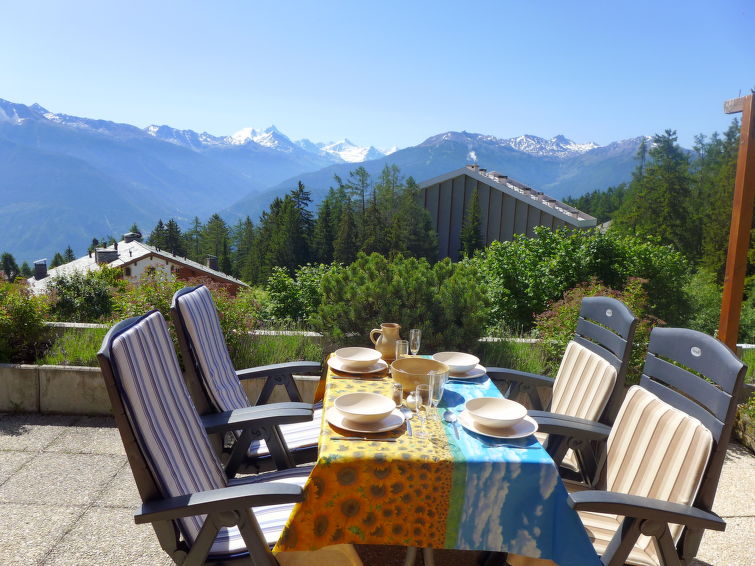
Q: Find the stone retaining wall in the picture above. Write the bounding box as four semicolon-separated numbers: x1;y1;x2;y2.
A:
0;363;319;415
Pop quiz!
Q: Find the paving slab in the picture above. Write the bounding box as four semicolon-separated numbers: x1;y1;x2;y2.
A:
0;452;123;506
694;516;755;566
42;506;174;566
44;415;124;455
0;413;79;451
94;462;142;508
0;451;35;485
0;503;81;566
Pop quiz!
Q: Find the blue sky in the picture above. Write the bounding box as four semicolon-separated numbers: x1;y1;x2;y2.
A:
1;0;753;149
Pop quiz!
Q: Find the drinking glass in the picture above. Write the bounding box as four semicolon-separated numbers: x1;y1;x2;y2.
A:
415;383;432;438
409;329;421;355
395;339;409;360
391;382;403;406
428;369;448;421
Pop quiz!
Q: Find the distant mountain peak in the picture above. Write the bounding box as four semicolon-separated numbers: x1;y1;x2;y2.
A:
30;103;49;114
421;130;600;159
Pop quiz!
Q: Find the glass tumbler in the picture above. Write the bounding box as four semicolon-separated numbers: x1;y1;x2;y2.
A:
409;329;421;355
395;339;409;360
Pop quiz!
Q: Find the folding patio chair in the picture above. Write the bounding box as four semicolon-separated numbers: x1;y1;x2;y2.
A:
535;327;746;566
488;296;638;482
171;285;323;476
97;310;315;566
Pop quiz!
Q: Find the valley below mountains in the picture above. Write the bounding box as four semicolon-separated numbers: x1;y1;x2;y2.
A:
0;98;644;262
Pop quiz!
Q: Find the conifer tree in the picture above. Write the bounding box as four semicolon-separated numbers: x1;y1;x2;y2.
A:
128;223;143;240
333;203;359;264
147;219;168;249
1;253;20;281
184;217;204;261
614;130;692;256
164;219;186;256
232;217;256;281
50;252;65;269
63;246;76;262
202;214;231;267
19;261;32;278
460;188;483;257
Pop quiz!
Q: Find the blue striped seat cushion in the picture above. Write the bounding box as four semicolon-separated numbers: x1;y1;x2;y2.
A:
216;467;311;555
247;404;323;458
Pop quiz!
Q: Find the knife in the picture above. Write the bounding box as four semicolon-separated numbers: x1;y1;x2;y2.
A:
332;436;398;442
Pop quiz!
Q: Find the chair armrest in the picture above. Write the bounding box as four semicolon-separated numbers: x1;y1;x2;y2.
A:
136;481;304;524
236;361;321;380
529;411;611;442
201;404;314;434
486;367;555;389
568;490;726;532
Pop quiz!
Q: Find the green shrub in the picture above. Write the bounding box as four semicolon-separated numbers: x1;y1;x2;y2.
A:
533;278;657;385
232;332;324;369
38;327;107;367
265;263;340;322
683;269;722;336
474;227;689;330
49;266;126;322
312;253;488;351
112;270;184;321
0;282;51;363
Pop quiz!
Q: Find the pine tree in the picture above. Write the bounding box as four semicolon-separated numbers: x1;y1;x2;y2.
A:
232;217;256;281
164;219;186;256
460;188;483;257
202;214;231;269
333;203;359;264
1;252;20;281
613;130;692;256
147;220;168;249
313;187;348;263
19;261;32;278
50;252;65;269
184;217;204;261
63;246;76;262
128;223;143;240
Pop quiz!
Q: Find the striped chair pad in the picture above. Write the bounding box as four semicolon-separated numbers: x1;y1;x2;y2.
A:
571;386;713;566
247;405;323;458
177;285;251;412
111;312;228;548
537;340;617;470
213;468;311;556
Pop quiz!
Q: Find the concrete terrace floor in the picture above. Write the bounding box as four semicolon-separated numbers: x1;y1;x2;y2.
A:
0;413;753;566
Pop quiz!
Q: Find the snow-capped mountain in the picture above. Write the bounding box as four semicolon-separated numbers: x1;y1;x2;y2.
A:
317;139;388;163
421;131;599;159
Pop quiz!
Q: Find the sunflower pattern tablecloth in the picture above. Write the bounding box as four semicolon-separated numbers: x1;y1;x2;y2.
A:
274;365;600;566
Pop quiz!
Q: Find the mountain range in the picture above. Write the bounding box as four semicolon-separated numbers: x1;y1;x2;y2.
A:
0;97;646;262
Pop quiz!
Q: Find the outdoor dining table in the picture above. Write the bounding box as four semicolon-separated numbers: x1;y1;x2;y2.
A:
273;358;601;566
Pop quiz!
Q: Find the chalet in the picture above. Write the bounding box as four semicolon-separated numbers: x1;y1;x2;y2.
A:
419;165;596;259
27;232;247;294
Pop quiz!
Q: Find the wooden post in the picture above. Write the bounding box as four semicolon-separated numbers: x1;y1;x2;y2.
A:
719;94;755;350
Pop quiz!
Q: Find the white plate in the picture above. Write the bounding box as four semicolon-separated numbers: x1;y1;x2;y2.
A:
458;410;538;439
448;364;487;379
328;357;389;374
326;407;405;433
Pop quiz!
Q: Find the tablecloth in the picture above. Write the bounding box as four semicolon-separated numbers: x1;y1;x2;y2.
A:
274;366;600;566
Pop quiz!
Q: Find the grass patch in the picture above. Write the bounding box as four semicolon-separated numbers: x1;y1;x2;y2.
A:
473;339;546;375
741;348;755;384
231;333;325;369
37;328;108;367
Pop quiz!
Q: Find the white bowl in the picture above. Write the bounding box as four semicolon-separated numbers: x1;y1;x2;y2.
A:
334;392;396;424
334;347;383;371
432;352;480;374
464;397;527;429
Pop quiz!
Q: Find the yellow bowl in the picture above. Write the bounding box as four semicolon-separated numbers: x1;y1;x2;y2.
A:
390;357;449;393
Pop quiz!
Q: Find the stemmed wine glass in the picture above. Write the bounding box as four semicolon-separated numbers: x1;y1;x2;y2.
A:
409;329;421;356
428;369;448;421
415;383;431;438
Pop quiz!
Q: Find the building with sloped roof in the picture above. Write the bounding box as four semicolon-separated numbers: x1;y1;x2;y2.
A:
419;165;596;259
27;233;247;294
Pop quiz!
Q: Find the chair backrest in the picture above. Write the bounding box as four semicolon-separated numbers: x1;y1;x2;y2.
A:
604;327;746;559
171;285;251;414
564;296;638;425
97;310;228;551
